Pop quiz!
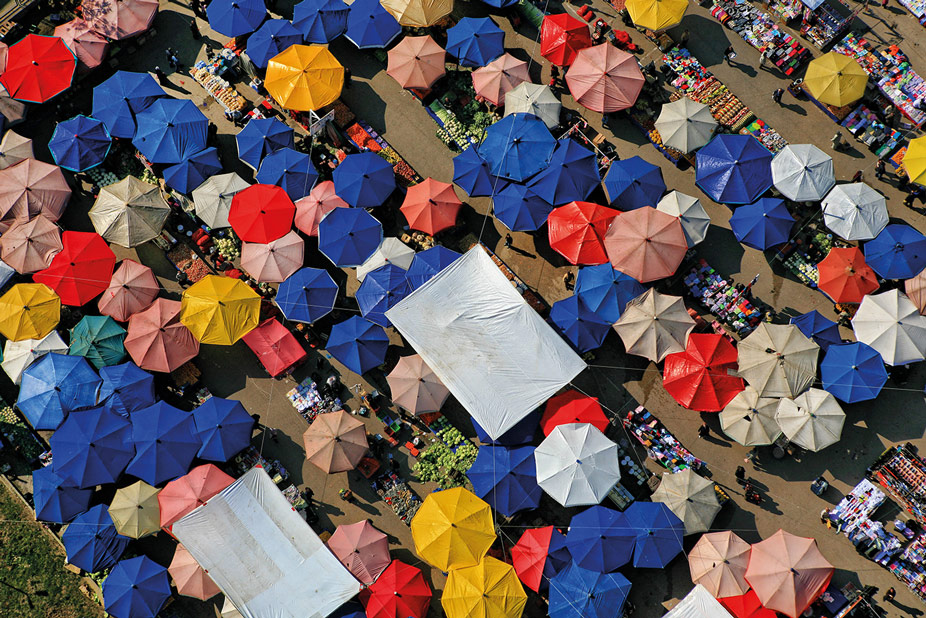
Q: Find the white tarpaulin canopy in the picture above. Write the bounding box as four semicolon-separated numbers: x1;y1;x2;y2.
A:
386;246;586;439
664;584;735;618
172;467;360;618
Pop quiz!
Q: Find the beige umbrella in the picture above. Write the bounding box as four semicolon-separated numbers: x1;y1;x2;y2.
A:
0;131;33;170
0;85;27;126
386;35;446;90
652;468;720;535
219;598;244;618
108;480;160;539
240;230;304;283
192;172;250;229
775;388;845;452
0;215;62;274
737;323;819;398
719;386;781;447
387;354;450;415
0;159;71;232
654;97;716;154
906;266;926;315
303;410;369;473
613;288;695;362
90;176;170;248
381;0;453;27
1;331;67;385
688;531;751;598
472;54;530;107
169;544;221;601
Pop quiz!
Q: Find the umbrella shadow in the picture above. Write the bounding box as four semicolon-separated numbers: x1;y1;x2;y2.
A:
887;598;925;616
696;225;746;276
677;14;730;68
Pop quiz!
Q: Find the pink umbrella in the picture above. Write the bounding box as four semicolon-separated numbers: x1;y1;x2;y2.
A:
745;530;834;618
303;410;369;473
472;53;530;107
294;181;348;237
82;0;159;40
386;35;446;90
603;206;687;283
169;544;221;601
0;43;7;73
326;520;391;585
566;45;644;113
240;230;304;283
159;464;234;530
386;354;450;415
98;259;160;322
0;215;62;274
54;19;109;71
0;158;71;232
124;298;200;373
905;266;926;315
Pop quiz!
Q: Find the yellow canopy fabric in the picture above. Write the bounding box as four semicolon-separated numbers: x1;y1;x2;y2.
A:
442;556;528;618
109;481;161;539
0;283;60;341
625;0;688;31
381;0;453;27
410;487;495;571
265;44;344;111
180;275;260;346
804;52;868;107
904;136;926;186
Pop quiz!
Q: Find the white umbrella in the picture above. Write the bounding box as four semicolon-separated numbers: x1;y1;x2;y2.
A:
719;386;781;446
771;144;835;202
0;131;33;170
386;354;450;415
534;423;620;508
220;597;244;618
1;331;67;385
89;176;170;248
737;323;819;398
775;388;845;452
356;237;415;282
821;183;888;241
656;191;709;247
613;288;695;362
852;289;926;366
192;173;250;229
654;97;716;153
651;468;720;535
504;83;562;130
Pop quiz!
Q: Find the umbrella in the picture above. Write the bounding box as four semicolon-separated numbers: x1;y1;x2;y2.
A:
318;207;383;267
528;138;600;205
566;505;634;572
158;464;234;529
1;331;67;385
91;71;164;139
236;117;294;170
493;183;553;232
33;465;92;523
467;445;542;516
719;386;782;446
511;526;570;592
327;316;389;374
54;19;108;70
0;215;62;274
550;295;611;352
50;406;134;488
821;342;887;403
442;557;527;618
789;310;842;352
387;354;450;414
652;469;720;535
625;501;685;568
472;409;541;447
603;156;666;210
103;556;171;618
481;113;557;182
852;289;926;365
0;85;26;126
905;135;926;186
535;423;620;507
745;530;834;618
192;172;250;230
303;410;369;473
721;590;778;618
69;315;126;369
18;353;100;430
566;45;644;113
821;183;887;241
357;264;411;327
170;544;221;600
771;144;835;202
0;158;71;231
89;177;170;248
293;0;349;43
540;13;591;66
326;520;391;584
48;114;111;172
864;223;926;279
266;44;343;112
294;180;348;236
575;263;645;323
908;266;926;314
124;299;200;372
472;53;529;107
541;390;608;435
98;361;155;418
241;317;307;377
696;134;773;205
180;275;260;346
401;178;462;235
0;283;60;342
804;52;867;107
604;206;687;282
410;487;495;571
548;564;632;618
387;35;446;89
382;0;452;26
133;98;208;165
613;289;695;362
662;333;744;412
345;0;402;49
688;531;751;598
447;17;504;68
126;401;200;485
206;0;266;37
775;388;845;452
228;183;295;243
730;197;794;250
547;201;619;265
333;151;397;208
737;323;819;398
0;34;75;104
275;267;338;324
816;247;878;304
62;505;129;572
505;83;562;129
654;97;716;153
247;19;303;68
163;147;223;195
406;245;461;290
656;191;710;247
358;237;416;282
81;0;158;40
626;0;688;29
98;259;159;323
240;230;304;283
0;130;33;169
361;560;431;618
452;146;497;197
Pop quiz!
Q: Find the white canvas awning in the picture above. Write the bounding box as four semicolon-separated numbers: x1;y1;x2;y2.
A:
665;585;735;618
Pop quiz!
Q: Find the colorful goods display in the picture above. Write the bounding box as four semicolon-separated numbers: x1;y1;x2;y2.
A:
799;2;854;49
869;444;926;524
842;105;905;159
709;0;812;75
191;62;247;113
682;259;765;336
624;405;707;473
826;479;900;566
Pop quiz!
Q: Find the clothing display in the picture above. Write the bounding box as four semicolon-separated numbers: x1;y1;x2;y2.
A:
624;405;707;473
869;444;926;525
710;0;812;75
287;376;343;423
682;259;765;337
799;3;853;49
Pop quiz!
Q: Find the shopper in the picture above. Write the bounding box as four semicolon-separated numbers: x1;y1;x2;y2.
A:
831;132;846;151
883;587;896;602
904;192;916;208
735;466;746;485
679;29;690;47
772;88;784;104
875;158;886;180
190;19;201;40
504;233;513;248
154;66;169;86
723;45;736;64
851;170;863;183
759;48;770;71
343;67;352;88
881;0;889;8
697;422;711;439
563;270;575;290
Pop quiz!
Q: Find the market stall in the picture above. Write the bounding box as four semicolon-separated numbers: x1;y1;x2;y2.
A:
708;0;812;74
624;405;708;473
827;479;901;566
344;120;422;187
682;258;766;337
286;376;344;424
190;52;248;115
868;444;926;524
774;217;848;292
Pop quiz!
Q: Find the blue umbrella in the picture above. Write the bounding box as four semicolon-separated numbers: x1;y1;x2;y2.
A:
479;0;519;7
294;0;349;43
549;564;632;618
48;114;112;172
493;183;553;232
133;98;208;165
696;134;773;205
356;264;411;327
406;246;461;290
447;17;505;68
32;465;92;523
99;362;156;418
193;397;254;462
329;602;366;618
624;501;685;569
790;310;842;352
864;223;926;280
603;156;666;210
821;342;887;404
318;207;383;267
575;264;645;324
247;19;303;68
51;407;135;489
92;71;165;139
566;506;635;572
62;505;130;573
467;445;541;516
207;0;267;37
163;147;223;194
103;556;172;618
481;113;556;182
472;408;540;446
257;147;319;201
729;197;794;250
452;146;497;197
550;295;611;353
126;401;201;486
17;353;101;431
327;316;389;374
345;0;401;49
236;117;294;170
528;139;601;206
276;267;339;323
332;152;396;208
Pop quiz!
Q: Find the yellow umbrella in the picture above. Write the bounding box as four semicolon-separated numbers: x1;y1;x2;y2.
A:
442;556;527;618
265;44;343;111
625;0;688;31
381;0;453;27
804;52;868;107
904;136;926;186
0;283;60;341
410;487;495;571
109;481;161;539
180;275;260;346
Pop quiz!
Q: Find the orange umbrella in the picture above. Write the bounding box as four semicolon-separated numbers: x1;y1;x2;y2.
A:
159;464;235;530
0;158;71;232
604;206;687;283
0;215;62;274
687;531;751;598
81;0;159;40
906;266;926;315
169;544;221;601
387;35;446;90
816;247;878;304
98;259;160;322
400;178;462;235
294;181;348;237
303;410;369;473
745;530;834;618
547;201;619;265
54;19;109;71
566;45;644;113
240;230;305;283
472;53;530;107
124;298;200;373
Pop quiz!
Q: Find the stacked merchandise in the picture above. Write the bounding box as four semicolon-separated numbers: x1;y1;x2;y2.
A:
769;0;802;21
842;105;906;158
740;118;789;153
191;62;248;113
623;406;708;473
868;444;926;525
286;377;343;423
709;0;812;75
778;227;842;290
682;259;765;336
828;480;901;566
281;485;309;516
662;48;754;131
232;445;290;483
890;536;926;601
833;33;888;79
375;474;422;524
800;3;853;49
896;0;926;26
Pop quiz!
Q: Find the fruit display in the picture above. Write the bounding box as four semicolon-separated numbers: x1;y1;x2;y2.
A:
190;65;247;112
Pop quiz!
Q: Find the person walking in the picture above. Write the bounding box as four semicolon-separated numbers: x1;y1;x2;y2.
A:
759;48;770;71
190;19;201;40
154;66;169;86
698;422;711;439
343;67;352;88
723;45;736;64
904;192;916;208
504;233;513;248
875;158;886;180
881;0;889;8
679;29;690;47
563;270;575;290
773;88;784;104
735;466;746;485
851;170;863;183
883;587;896;602
831;132;845;151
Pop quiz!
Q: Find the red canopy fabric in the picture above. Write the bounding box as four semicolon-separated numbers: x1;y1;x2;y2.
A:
547;201;619;265
540;13;592;66
98;259;159;322
361;560;432;618
159;464;234;531
510;525;559;593
663;333;745;412
400;178;462;235
0;34;76;104
241;318;307;378
565;44;644;113
34;231;115;306
540;390;608;435
720;590;778;618
124;298;200;373
745;530;834;618
816;247;878;304
228;184;295;243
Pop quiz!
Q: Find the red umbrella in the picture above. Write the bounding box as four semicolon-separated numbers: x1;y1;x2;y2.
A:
400;178;462;235
720;590;778;618
566;44;644;113
510;526;567;593
54;19;109;71
124;298;200;373
540;390;608;436
34;231;115;306
663;333;745;412
0;158;72;232
241;318;307;378
228;184;295;243
540;13;592;66
361;560;432;618
98;259;160;322
816;247;878;304
0;34;76;104
158;464;234;531
294;180;347;237
604;206;687;283
547;201;618;265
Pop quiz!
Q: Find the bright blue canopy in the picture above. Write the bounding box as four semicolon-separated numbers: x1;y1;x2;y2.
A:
51;407;134;489
126;401;200;486
602;156;666;210
548;564;632;618
163;147;223;194
293;0;349;43
696;134;773;205
327;316;389;374
447;17;504;68
452;146;497;197
32;465;92;523
247;19;303;68
206;0;267;37
133;98;208;165
345;0;401;49
68;315;127;369
17;353;101;431
730;197;794;250
62;505;130;573
193;397;254;462
356;264;411;327
864;223;926;280
481;113;556;182
91;71;165;139
624;501;685;569
467;445;541;516
472;408;540;446
821;342;887;404
317;207;383;267
276;267;339;323
48;115;112;172
550;295;611;352
103;556;172;618
257;147;319;201
493;183;553;232
790;310;842;352
236;117;294;170
332;152;396;208
575;264;645;324
528;139;601;206
478;0;519;7
406;246;461;290
329;602;366;618
98;362;156;418
566;506;635;572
